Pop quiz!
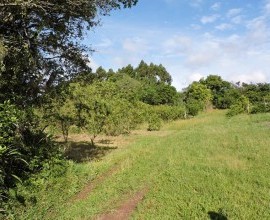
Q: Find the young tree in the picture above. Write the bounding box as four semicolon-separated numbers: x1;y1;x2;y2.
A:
184;82;212;116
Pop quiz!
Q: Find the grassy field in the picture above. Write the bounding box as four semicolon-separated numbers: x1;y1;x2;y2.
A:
17;110;270;219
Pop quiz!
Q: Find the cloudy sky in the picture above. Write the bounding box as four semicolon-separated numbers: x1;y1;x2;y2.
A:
85;0;270;90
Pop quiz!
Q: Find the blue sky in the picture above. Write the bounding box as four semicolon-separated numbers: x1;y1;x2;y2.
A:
85;0;270;90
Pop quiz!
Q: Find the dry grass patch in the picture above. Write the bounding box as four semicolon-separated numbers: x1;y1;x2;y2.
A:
208;154;247;170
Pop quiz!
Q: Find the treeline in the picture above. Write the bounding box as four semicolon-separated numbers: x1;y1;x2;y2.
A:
41;61;186;143
183;75;270;116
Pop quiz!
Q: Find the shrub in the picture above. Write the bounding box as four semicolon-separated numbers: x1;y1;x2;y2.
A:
251;103;270;114
0;101;64;214
104;100;149;136
153;105;186;121
147;114;162;131
186;99;204;116
226;95;249;117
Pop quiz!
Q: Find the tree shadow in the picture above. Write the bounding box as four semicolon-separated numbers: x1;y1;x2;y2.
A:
208;210;228;220
63;141;117;163
96;139;114;145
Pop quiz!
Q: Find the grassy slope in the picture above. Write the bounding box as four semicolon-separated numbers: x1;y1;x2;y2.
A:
20;111;270;219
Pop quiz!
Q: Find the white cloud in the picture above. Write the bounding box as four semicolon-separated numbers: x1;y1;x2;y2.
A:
227;8;243;18
122;37;149;53
190;24;202;30
231;15;244;24
264;0;270;14
246;16;270;44
184;40;220;69
215;23;233;31
188;73;204;82
88;58;99;71
163;35;192;55
95;38;112;48
200;14;220;24
211;2;221;11
189;0;203;7
229;71;267;84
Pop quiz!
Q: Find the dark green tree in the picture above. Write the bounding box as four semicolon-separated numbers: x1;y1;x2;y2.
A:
118;64;135;78
0;0;138;106
200;75;233;109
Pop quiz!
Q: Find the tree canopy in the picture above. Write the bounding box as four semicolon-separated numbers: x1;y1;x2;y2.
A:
0;0;138;106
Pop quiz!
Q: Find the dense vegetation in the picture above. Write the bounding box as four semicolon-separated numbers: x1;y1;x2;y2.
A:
0;0;270;218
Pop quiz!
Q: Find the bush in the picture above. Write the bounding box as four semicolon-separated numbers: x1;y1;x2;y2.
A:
104;100;148;136
147;114;162;131
186;99;204;116
226;103;245;117
226;95;249;117
251;103;270;114
149;105;186;121
0;101;64;214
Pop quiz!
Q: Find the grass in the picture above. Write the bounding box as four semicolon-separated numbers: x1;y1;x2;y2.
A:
15;110;270;219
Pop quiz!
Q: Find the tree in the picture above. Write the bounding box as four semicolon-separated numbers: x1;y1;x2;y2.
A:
117;64;135;78
0;0;138;106
184;82;212;116
95;66;107;81
134;61;172;84
140;82;179;105
200;75;233;109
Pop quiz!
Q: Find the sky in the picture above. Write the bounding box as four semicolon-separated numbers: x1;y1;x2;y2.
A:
85;0;270;91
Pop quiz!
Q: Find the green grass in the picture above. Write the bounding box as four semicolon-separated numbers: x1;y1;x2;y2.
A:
16;111;270;219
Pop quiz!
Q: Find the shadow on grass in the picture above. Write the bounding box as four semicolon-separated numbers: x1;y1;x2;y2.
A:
208;210;228;220
63;141;117;163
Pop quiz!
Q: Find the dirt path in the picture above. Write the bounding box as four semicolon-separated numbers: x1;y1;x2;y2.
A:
45;166;120;219
97;188;148;220
71;166;120;202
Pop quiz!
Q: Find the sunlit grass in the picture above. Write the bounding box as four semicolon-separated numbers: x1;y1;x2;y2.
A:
17;111;270;219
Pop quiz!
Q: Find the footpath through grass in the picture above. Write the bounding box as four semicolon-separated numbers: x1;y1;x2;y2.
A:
20;111;270;219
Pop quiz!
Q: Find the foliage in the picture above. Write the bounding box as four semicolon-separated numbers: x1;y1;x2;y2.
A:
226;95;250;117
184;82;212;116
134;61;172;84
104;100;145;135
0;0;138;105
242;83;270;114
79;99;111;145
109;73;142;102
150;105;186;121
185;98;204;116
95;66;108;81
200;75;233;109
140;82;180;105
0;101;64;213
251;103;270;114
147;114;162;131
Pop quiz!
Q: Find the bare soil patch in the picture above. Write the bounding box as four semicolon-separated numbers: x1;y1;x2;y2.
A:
97;188;148;220
70;166;120;202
